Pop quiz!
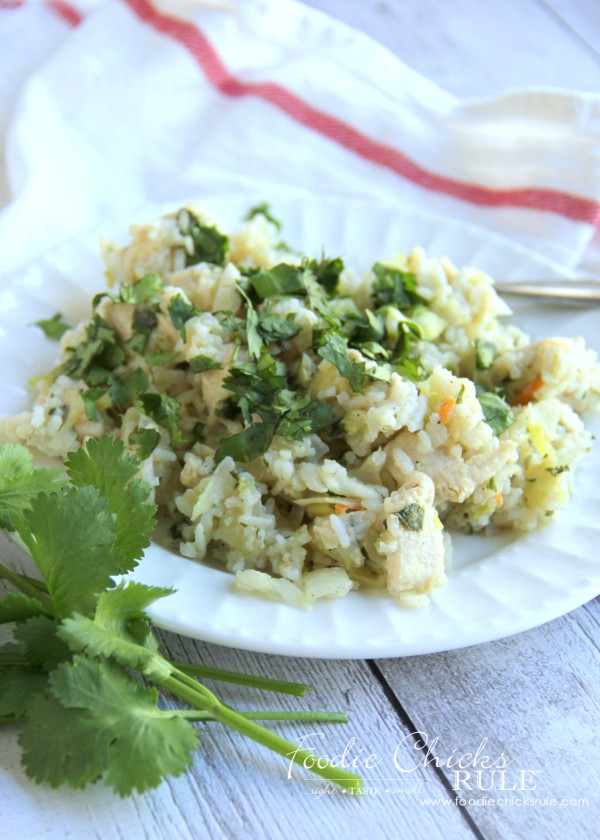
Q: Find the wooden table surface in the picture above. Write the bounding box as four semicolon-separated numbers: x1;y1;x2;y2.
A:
2;2;599;839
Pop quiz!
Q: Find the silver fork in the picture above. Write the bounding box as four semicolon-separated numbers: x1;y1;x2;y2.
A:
493;279;600;304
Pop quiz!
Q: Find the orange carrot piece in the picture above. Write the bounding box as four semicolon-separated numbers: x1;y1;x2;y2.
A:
495;493;503;507
511;376;544;406
438;397;456;424
334;502;365;515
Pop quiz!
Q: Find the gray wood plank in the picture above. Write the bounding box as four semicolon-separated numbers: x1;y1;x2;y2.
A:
374;598;600;840
301;0;600;94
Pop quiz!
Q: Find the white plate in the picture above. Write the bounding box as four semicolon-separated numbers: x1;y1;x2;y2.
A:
1;196;599;659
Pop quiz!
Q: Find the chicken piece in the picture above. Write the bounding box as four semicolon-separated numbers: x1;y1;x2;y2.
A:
377;472;446;598
385;432;517;504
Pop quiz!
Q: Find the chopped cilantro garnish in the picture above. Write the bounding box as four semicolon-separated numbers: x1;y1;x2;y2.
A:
475;339;499;370
475;387;514;436
371;263;427;309
129;427;161;460
168;294;202;340
118;274;163;304
244;202;282;231
145;349;179;367
257;312;301;342
81;387;107;421
189;355;222;373
317;332;367;393
109;368;149;406
137;393;183;444
61;316;124;383
34;313;70;341
396;503;425;531
305;255;344;295
547;465;570;476
249;264;306;300
177;209;229;267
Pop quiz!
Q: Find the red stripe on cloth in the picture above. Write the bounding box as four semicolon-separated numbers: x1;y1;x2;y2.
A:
134;1;600;226
46;0;82;27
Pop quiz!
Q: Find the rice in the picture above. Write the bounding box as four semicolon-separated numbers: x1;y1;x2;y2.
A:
1;203;598;610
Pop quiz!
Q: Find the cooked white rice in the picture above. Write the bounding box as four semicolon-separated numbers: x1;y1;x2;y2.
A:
2;203;599;609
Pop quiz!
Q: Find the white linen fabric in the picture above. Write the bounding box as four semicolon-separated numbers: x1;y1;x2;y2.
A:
1;0;599;275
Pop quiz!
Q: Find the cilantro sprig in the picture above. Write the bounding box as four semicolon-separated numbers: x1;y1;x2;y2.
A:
0;438;361;795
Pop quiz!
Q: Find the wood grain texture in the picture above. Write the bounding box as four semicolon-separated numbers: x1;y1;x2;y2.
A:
301;0;600;94
375;597;600;838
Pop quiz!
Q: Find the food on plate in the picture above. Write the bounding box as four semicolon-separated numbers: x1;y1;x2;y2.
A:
1;203;599;609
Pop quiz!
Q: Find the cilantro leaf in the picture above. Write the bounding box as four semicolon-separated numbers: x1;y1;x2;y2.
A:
0;592;50;624
245;301;263;360
109;368;149;406
14;616;72;671
18;486;118;619
129;427;161;460
189;354;223;373
257;313;300;342
118;274;163;304
34;313;70;340
215;423;277;464
476;388;514;436
0;666;47;718
66;436;156;568
168;294;202;340
371;263;426;309
396;503;424;531
61;316;124;382
138;393;183;444
317;332;367;394
475;340;499;370
244;202;282;231
177;209;229;267
0;443;64;530
249;264;306;300
305;256;344;295
145;349;179;366
21;657;198;795
81;387;107;421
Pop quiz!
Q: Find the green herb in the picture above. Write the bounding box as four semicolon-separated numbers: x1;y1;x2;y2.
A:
168;295;202;340
475;388;514;436
244;202;282;231
61;316;124;383
137;393;183;445
129;427;161;460
474;340;499;371
118;274;163;304
34;313;70;341
371;263;427;310
109;368;149;406
127;305;159;355
81;387;107;422
305;255;344;295
145;349;180;367
547;465;570;476
249;264;307;300
394;357;429;382
317;332;367;394
257;313;301;342
215;354;336;462
189;355;223;373
0;438;360;795
396;503;424;531
177;209;229;267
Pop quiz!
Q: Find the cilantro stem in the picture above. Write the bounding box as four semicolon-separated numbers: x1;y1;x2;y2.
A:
0;561;54;615
171;660;312;696
163;671;362;791
175;710;348;723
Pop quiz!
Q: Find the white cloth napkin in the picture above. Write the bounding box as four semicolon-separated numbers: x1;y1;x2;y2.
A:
1;0;599;277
